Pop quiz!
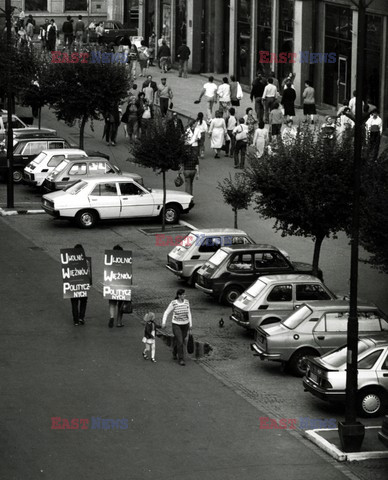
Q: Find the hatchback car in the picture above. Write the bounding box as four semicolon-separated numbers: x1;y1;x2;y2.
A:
195;244;321;306
251;301;388;376
303;335;388;417
166;229;254;285
42;175;194;228
230;274;338;330
0;112;55;141
42;157;126;192
0;134;71;183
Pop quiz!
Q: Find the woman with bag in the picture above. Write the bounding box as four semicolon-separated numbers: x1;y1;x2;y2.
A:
162;289;193;366
195;112;208;158
230;75;243;108
208;110;227;159
137;40;149;77
182;121;200;195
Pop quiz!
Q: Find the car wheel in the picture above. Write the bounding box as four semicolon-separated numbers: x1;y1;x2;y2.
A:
221;285;243;306
75;210;98;229
13;169;23;183
163;204;180;224
288;349;318;377
358;388;387;418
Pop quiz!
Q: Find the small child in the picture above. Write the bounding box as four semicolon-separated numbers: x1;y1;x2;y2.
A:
142;312;160;363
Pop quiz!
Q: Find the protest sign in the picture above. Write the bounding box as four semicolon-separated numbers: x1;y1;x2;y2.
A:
103;250;132;301
60;248;92;299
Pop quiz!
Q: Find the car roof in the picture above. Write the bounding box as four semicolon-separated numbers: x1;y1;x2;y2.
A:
12;129;58;138
301;300;378;309
38;149;86;156
60;156;112;163
220;244;281;252
15;135;67;142
190;229;248;236
82;173;142;182
257;274;323;284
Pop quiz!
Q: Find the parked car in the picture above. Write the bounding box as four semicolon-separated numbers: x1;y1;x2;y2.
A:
230;274;338;330
0;112;56;141
251;301;388;376
89;20;138;44
0;133;71;183
42;157;128;192
166;229;255;285
42;175;194;228
303;335;388;417
195;244;322;306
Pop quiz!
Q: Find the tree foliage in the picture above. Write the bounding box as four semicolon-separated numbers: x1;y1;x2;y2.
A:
359;150;388;273
130;114;194;231
245;127;355;275
217;173;253;228
41;61;130;148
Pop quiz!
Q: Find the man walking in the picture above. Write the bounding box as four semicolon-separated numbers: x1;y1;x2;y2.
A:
262;77;277;124
177;40;191;78
217;77;231;119
157;78;173;117
62;15;74;49
197;76;218;122
75;15;85;48
250;73;266;123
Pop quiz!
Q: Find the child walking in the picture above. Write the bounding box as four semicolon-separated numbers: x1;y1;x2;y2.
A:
142;312;159;363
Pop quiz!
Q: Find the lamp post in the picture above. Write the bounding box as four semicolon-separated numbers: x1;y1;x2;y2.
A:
5;0;14;208
338;0;370;452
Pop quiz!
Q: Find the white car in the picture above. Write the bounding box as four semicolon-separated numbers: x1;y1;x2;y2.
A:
23;149;88;187
0;111;56;142
42;174;194;228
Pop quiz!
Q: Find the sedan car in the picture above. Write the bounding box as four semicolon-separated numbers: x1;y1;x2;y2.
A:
251;301;388;376
303;335;388;417
42;175;194;228
230;274;338;330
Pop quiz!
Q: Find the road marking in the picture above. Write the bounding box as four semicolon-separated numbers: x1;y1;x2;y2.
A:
179;219;197;230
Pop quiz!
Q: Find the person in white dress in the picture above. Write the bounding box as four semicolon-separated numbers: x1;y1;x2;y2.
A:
251;121;269;158
208;110;227;158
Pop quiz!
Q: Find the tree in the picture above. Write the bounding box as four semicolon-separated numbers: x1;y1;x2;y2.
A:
217;173;252;228
359;150;388;273
245;127;354;276
130;114;194;231
42;61;130;149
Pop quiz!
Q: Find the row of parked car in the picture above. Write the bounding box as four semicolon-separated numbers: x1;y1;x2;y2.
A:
165;228;388;418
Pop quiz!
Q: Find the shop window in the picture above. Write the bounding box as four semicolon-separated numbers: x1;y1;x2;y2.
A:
364;15;381;108
175;0;187;58
65;0;88;10
25;0;47;10
237;0;252;85
256;0;271;78
277;0;294;84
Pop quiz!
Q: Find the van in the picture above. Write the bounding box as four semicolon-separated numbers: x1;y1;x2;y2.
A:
166;229;254;285
195;244;321;306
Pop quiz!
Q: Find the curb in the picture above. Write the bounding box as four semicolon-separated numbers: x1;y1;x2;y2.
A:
0;207;45;216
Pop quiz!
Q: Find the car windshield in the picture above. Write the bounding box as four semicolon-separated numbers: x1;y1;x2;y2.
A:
52;159;69;175
209;248;229;266
321;340;371;368
282;305;313;329
32;152;47;165
64;180;88;194
177;233;198;249
245;279;267;297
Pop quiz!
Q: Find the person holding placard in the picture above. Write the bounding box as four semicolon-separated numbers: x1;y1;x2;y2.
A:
70;244;89;326
108;245;125;328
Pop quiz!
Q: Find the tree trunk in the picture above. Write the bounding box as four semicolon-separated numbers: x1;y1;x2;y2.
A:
38;107;41;129
234;208;238;229
312;234;324;278
79;115;87;149
162;170;166;232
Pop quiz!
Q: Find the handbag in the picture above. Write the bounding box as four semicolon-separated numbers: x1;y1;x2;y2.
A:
174;172;184;187
121;301;132;314
236;82;243;100
187;333;194;354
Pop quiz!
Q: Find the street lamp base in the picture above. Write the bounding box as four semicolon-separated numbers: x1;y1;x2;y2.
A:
338;421;365;452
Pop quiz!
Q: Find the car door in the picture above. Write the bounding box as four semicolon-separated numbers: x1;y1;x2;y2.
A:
18;141;48;166
118;181;155;218
313;311;349;353
87;160;114;176
254;251;293;276
295;283;333;309
48;141;66;150
88;182;121;219
264;284;294;314
374;349;388;391
227;253;256;289
60;161;87;187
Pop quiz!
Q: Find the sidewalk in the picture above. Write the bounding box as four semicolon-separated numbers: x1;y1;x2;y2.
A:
0;218;356;480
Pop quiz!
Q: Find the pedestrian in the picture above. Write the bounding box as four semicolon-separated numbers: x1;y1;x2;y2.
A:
74;15;85;48
148;32;156;66
229;75;243;108
209;110;227;159
269;102;284;142
281;72;295;93
302;80;316;124
157;77;173;117
177;39;191;78
157;40;171;74
250;73;266;123
143;82;155;117
337;106;354;137
251;121;269;157
232;118;249;169
70;244;89;327
225;107;238;158
128;44;139;80
119;34;131;56
320;116;336;140
62;15;74;49
121;97;139;141
366;110;383;160
96;22;104;45
281;81;296;120
162;288;193;366
136;92;146;137
183;121;200;195
46;19;57;51
142;312;160;362
270;70;280;91
217;77;231;118
281;119;297;146
195;112;208;158
262;77;277;124
40;18;50;50
243;107;257;143
197;76;218;123
108;245;125;328
349;90;365;117
142;74;158;92
137;40;150;77
25;16;34;43
168;112;185;135
141;100;152;136
103;104;120;146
